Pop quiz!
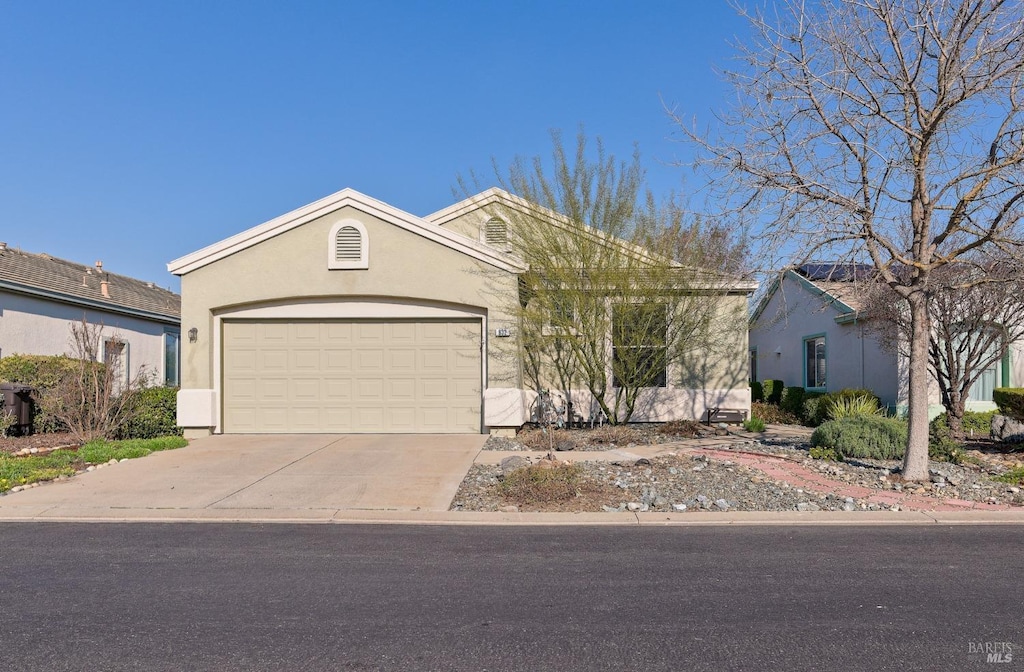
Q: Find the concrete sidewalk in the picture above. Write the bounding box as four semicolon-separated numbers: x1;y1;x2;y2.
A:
1;426;1022;525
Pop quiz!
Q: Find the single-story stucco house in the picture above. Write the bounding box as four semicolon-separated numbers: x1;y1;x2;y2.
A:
748;263;1024;415
169;188;756;437
0;242;182;385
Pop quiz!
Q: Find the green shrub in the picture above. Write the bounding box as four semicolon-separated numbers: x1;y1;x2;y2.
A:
749;381;764;403
743;417;766;433
800;393;826;425
810;416;908;461
0;354;80;433
780;386;806;417
750;401;800;425
809;445;840;461
762;380;784;405
994;466;1024;485
927;410;995;464
993;388;1024;420
113;387;181;439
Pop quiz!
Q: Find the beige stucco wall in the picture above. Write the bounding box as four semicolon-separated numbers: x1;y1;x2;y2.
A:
178;204;522;428
434;207;495;241
0;289;176;384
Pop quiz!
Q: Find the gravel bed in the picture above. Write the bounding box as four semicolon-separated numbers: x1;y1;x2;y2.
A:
455;435;1024;512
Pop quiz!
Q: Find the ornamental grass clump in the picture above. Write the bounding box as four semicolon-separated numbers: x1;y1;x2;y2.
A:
810;416;908;461
827;394;883;421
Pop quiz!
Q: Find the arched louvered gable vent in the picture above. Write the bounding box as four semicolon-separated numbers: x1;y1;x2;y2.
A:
335;226;361;260
483;218;508;247
327;219;369;269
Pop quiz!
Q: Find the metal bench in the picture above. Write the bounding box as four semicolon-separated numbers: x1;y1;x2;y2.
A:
702;407;748;425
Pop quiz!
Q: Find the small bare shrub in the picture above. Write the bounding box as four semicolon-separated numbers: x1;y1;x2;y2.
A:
499;462;584;505
516;428;580;451
751;402;800;425
656;420;703;437
584;425;644;445
39;319;151;443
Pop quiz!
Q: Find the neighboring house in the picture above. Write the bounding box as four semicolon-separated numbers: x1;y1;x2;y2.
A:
169;187;756;437
748;263;1024;415
0;242;182;386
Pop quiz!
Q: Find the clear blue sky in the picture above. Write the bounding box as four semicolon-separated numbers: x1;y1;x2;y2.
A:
1;1;750;291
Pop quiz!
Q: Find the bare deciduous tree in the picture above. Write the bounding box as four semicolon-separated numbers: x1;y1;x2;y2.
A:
679;0;1024;479
868;261;1024;438
40;318;151;442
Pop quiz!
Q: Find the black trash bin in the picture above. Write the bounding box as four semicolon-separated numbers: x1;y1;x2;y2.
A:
0;383;34;436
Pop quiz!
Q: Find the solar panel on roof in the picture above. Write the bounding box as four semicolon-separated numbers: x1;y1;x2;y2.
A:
796;262;874;282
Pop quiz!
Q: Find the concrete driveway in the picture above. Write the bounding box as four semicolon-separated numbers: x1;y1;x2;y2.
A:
0;434;486;521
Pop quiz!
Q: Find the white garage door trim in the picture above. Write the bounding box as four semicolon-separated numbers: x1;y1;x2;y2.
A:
212;300;487;433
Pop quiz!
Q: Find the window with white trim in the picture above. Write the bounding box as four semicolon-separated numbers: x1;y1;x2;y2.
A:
327;219;369;269
612;303;668;388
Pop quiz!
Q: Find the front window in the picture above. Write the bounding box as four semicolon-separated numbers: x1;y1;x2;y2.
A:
749;348;758;382
804;336;826;389
164;331;181;386
613;303;667;388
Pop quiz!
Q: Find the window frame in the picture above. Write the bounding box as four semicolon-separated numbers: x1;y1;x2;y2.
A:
164;330;181;387
749;347;758;383
803;334;826;391
327;219;369;270
612;303;668;389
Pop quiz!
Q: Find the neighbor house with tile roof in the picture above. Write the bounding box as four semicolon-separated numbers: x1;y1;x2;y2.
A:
0;242;182;386
748;263;1024;416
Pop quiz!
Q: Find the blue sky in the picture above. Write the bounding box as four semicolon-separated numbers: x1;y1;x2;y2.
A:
1;1;750;291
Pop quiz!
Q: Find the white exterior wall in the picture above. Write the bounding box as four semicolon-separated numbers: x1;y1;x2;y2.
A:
0;289;177;385
749;274;900;407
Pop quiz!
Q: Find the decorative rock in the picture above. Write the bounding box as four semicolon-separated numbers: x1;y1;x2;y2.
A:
108;459;118;465
841;502;857;512
672;503;687;511
991;414;1024;443
29;447;38;454
602;505;623;513
714;498;731;511
498;456;531;474
634;458;652;466
499;505;519;513
85;466;96;472
626;502;642;512
1009;487;1021;494
796;502;820;512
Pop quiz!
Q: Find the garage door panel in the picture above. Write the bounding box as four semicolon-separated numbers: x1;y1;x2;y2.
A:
223;319;480;433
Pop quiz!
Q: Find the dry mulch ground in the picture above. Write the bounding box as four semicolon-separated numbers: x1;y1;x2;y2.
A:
0;432;81;454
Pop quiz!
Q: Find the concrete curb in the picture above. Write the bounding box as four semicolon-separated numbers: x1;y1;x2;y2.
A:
1;508;1023;525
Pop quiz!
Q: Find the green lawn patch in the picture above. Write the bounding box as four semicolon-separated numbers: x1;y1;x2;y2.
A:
0;436;187;492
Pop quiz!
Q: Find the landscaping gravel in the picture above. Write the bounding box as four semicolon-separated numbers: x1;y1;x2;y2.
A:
454;432;1024;513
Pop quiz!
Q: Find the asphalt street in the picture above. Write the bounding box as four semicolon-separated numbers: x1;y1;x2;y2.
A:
0;523;1021;671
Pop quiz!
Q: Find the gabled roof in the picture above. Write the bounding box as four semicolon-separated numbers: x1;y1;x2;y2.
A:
428;188;758;293
750;268;862;325
167;188;526;276
0;245;180;323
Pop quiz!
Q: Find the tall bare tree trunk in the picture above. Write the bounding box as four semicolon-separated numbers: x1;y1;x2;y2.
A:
903;292;931;480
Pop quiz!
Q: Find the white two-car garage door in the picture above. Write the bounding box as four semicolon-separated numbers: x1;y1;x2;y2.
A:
222;319;481;433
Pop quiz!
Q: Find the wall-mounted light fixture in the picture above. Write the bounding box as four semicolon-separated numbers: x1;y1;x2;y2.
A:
774;347;782;356
188;327;198;343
